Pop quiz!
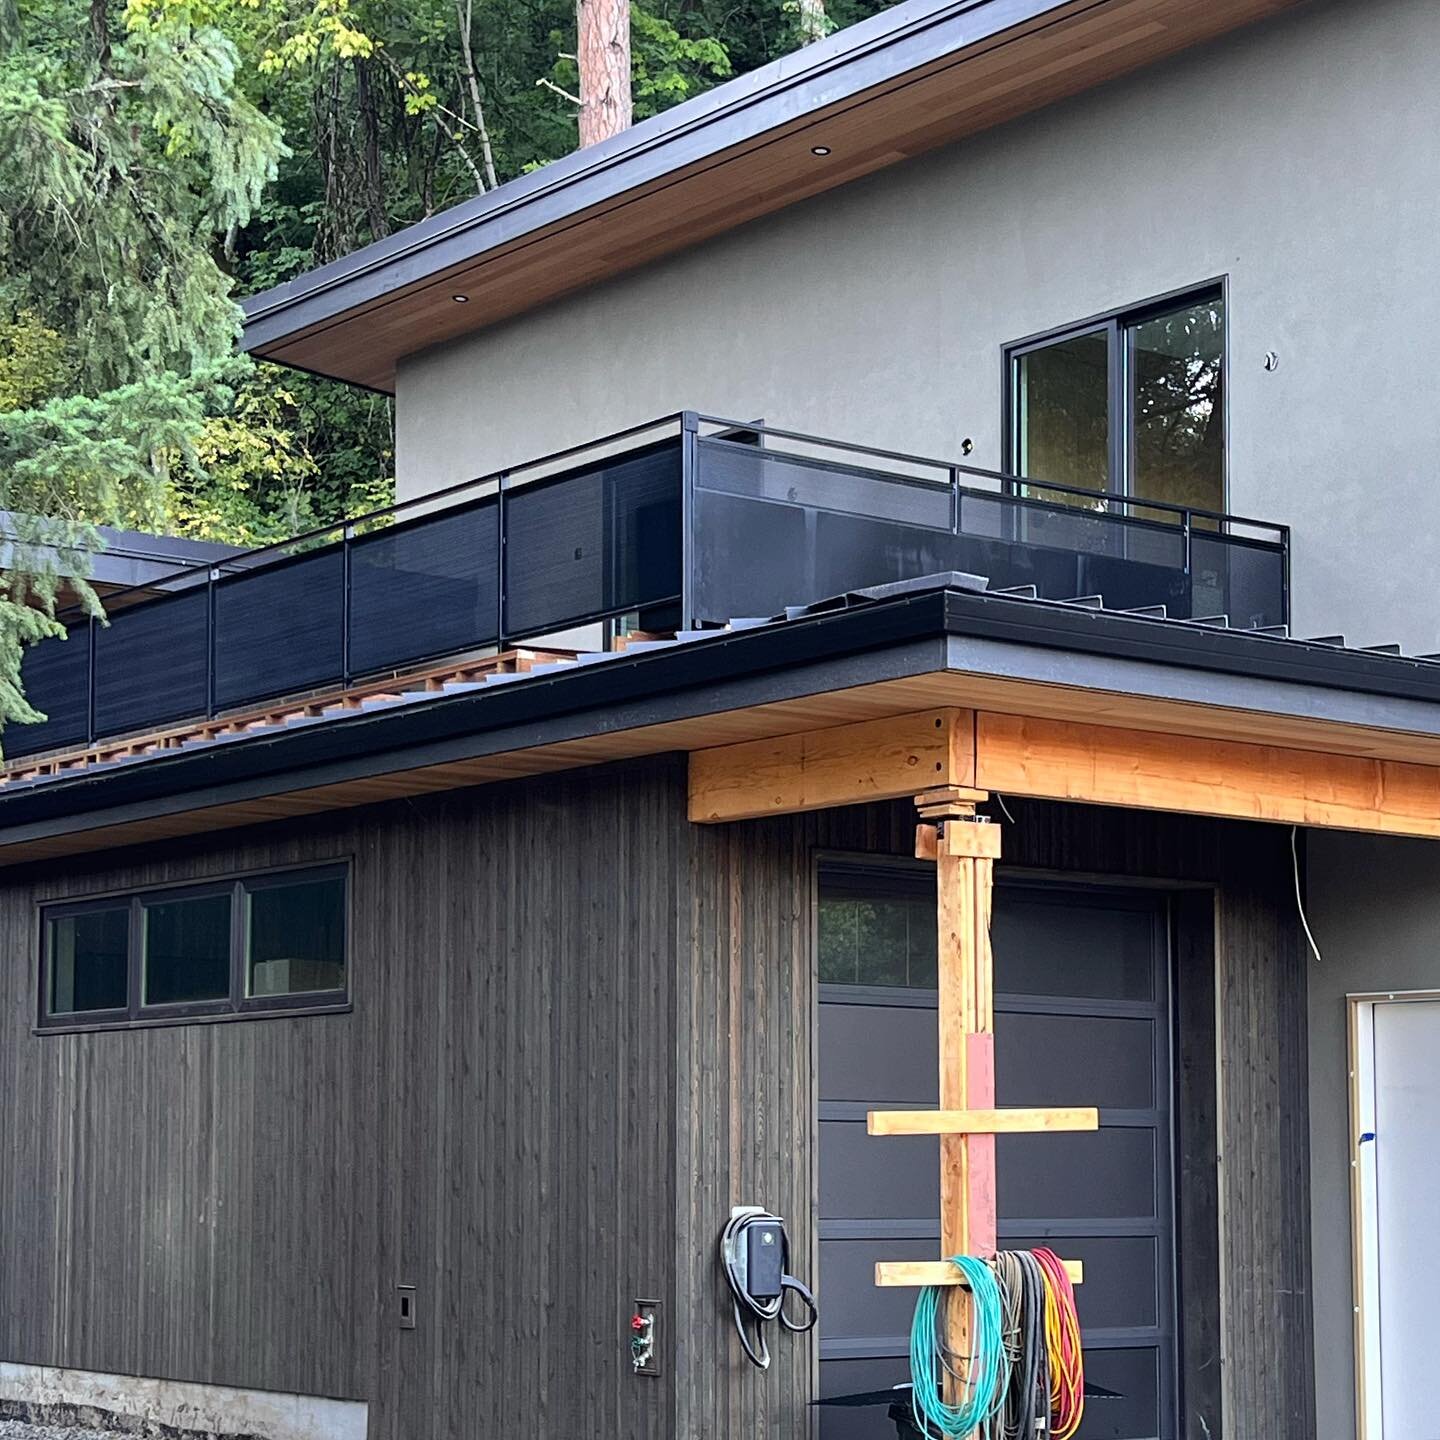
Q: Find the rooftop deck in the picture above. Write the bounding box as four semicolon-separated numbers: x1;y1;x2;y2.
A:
9;413;1290;762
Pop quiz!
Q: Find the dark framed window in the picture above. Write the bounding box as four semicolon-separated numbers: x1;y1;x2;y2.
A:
1006;285;1226;518
39;863;349;1031
817;860;937;990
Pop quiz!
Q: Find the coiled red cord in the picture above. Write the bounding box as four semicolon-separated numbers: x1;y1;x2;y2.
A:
1034;1247;1084;1439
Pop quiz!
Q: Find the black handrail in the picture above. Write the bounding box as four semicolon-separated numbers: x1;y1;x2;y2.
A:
692;413;1289;541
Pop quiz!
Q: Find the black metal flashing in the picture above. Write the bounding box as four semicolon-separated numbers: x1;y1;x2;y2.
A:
240;0;1079;356
6;579;1440;848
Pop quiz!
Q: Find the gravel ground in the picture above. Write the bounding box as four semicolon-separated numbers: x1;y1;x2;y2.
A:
0;1425;137;1440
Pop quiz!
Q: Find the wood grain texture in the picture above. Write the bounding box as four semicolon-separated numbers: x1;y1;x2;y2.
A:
688;708;972;822
866;1106;1099;1135
875;1259;1084;1287
976;711;1440;838
0;759;684;1440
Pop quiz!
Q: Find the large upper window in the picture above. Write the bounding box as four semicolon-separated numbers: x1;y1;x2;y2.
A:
1007;287;1226;517
40;864;348;1030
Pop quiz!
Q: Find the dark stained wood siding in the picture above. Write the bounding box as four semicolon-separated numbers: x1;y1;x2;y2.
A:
0;758;684;1439
0;764;1311;1439
675;794;1313;1439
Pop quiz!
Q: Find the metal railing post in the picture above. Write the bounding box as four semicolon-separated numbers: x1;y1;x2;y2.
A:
86;613;97;745
680;412;699;631
950;467;962;536
1281;524;1292;629
341;526;354;687
205;571;218;720
496;473;508;651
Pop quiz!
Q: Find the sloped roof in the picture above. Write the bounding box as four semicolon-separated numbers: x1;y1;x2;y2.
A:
241;0;1301;391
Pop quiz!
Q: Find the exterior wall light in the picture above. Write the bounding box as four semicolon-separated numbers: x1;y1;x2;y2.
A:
452;294;470;303
811;146;831;156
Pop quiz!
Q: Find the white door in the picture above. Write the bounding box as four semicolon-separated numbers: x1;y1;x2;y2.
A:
1352;996;1440;1439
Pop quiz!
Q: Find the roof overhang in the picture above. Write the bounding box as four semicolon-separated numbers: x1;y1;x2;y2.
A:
241;0;1301;392
5;582;1440;867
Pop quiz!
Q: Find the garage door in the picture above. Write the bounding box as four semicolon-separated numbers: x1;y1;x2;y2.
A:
816;861;1176;1440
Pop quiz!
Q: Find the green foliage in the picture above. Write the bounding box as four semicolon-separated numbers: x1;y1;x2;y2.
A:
0;0;285;739
0;312;72;411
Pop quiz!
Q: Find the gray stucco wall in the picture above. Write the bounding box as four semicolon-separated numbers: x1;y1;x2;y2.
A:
396;0;1440;652
1306;832;1440;1440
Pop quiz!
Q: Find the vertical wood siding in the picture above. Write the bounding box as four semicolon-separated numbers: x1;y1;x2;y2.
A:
0;766;1312;1439
0;759;684;1440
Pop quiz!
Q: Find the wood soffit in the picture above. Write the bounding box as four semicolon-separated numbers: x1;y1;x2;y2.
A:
7;657;1440;866
248;0;1301;392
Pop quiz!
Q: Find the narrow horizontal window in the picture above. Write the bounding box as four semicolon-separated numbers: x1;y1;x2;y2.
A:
245;872;346;999
38;863;350;1032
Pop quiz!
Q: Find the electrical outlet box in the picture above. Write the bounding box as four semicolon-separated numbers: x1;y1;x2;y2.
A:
746;1222;784;1302
631;1298;661;1377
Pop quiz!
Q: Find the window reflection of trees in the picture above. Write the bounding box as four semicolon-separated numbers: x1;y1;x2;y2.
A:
1011;293;1225;522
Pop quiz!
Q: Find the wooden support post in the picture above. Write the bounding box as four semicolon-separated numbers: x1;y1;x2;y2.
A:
917;785;999;1405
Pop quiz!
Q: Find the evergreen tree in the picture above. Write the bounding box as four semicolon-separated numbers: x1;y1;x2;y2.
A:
0;0;285;733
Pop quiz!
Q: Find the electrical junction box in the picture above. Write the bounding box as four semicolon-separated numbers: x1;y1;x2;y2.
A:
746;1222;784;1302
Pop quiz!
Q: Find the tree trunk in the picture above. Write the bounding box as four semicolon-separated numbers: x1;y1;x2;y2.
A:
355;57;390;242
576;0;631;147
456;0;500;189
0;0;22;54
797;0;827;45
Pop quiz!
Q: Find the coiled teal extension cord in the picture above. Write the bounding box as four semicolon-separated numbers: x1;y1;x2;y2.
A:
909;1255;1010;1437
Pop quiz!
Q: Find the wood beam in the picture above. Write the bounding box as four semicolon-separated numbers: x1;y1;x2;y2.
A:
976;712;1440;839
867;1106;1100;1137
687;707;973;823
876;1259;1084;1288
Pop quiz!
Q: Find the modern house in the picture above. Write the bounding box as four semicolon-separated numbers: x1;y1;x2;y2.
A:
2;0;1438;1437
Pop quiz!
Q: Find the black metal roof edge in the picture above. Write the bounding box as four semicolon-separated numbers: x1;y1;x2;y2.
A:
937;588;1440;704
239;0;1072;352
8;578;1440;839
0;590;954;831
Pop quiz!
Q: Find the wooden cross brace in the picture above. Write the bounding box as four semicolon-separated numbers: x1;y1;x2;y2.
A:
869;788;1096;1405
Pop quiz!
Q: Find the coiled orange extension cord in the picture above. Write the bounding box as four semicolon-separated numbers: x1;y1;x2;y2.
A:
1034;1246;1084;1439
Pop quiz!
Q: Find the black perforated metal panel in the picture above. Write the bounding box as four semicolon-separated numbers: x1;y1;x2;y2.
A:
94;591;209;737
348;501;500;675
503;441;681;639
9;626;91;757
214;549;344;708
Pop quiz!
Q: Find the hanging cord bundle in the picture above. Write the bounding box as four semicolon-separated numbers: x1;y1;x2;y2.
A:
990;1251;1051;1440
1034;1247;1084;1439
909;1255;1010;1438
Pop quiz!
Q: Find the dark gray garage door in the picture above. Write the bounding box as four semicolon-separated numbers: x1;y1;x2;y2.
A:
816;861;1176;1440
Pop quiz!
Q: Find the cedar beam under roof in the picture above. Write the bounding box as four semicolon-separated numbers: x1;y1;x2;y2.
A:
688;708;1440;837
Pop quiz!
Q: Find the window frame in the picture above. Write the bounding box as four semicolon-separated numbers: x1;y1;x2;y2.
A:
37;860;351;1033
1002;279;1229;514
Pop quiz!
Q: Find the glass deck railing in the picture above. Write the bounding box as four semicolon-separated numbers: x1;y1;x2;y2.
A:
10;413;1289;760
